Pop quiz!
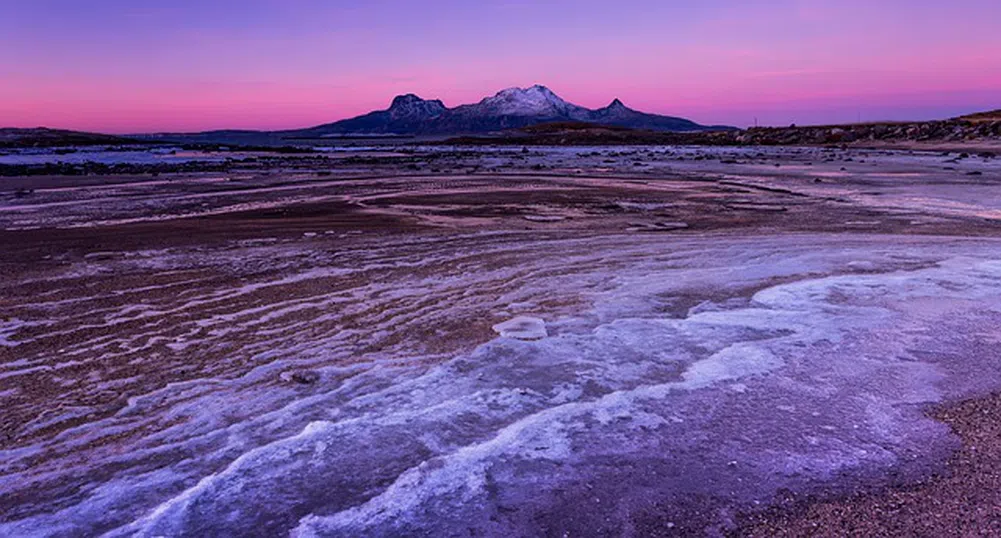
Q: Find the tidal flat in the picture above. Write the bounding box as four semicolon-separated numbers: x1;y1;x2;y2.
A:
2;145;1001;536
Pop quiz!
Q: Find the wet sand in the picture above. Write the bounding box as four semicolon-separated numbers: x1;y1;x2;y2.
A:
2;145;1001;536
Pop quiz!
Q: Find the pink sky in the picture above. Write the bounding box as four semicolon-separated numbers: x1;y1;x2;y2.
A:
2;0;999;133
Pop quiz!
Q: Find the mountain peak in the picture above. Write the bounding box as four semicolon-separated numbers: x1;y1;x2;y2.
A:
594;98;640;120
390;94;428;108
477;85;586;118
303;83;724;135
388;94;446;119
495;84;554;96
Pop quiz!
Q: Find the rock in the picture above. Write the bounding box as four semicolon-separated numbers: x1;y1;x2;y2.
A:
653;221;690;230
628;221;689;232
280;370;321;385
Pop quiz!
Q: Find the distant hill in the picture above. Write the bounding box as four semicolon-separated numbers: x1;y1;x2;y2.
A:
0;128;148;148
449;115;1001;148
448;121;737;146
286;85;733;137
7;104;997;150
958;110;1001;123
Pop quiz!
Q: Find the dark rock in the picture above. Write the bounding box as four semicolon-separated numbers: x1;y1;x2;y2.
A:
280;370;321;385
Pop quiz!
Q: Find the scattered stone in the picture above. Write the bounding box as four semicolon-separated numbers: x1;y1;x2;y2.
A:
628;221;690;232
280;370;321;385
653;221;690;230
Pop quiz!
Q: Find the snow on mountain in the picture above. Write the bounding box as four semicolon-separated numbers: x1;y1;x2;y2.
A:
295;85;728;135
465;85;591;118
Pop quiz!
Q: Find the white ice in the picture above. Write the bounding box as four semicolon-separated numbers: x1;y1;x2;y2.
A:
3;234;1001;537
492;316;548;340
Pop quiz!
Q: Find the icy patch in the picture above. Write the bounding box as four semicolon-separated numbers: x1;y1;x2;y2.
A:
522;215;566;222
682;344;783;385
492;316;548;340
6;236;1001;538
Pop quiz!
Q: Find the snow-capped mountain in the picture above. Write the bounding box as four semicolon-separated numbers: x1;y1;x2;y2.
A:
292;85;729;136
455;84;591;119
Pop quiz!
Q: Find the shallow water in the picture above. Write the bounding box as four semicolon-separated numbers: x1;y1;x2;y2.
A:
0;147;225;166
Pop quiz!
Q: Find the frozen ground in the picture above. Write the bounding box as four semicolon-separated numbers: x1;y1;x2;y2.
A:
1;146;1000;536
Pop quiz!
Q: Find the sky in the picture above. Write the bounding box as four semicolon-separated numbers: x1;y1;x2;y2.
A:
2;0;1000;133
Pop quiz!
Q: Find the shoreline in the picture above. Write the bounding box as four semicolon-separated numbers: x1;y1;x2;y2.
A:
735;391;1001;537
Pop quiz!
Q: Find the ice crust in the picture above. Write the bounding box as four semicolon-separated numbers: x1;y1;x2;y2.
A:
492;316;548;340
3;235;1001;537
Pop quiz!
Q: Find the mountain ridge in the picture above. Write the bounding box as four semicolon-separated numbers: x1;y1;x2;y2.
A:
289;85;734;136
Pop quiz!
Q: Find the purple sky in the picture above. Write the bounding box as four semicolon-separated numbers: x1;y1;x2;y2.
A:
3;0;1000;133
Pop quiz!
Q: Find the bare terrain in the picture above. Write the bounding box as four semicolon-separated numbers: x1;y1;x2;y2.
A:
2;144;1001;536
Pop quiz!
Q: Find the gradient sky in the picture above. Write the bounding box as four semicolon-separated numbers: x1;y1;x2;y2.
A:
3;0;1000;133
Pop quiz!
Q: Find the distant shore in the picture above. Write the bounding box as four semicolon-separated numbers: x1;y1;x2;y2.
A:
3;108;999;152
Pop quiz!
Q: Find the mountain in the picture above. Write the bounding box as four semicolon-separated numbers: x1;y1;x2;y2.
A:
290;85;730;137
453;85;591;119
589;98;708;131
0;127;150;148
288;93;446;138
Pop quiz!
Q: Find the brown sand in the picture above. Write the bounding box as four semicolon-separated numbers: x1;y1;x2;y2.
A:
734;393;1001;537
